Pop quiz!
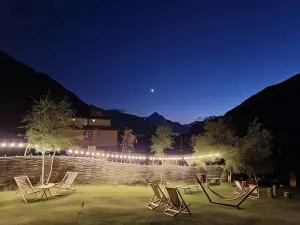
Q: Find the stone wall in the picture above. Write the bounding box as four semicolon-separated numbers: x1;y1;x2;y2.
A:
0;156;222;189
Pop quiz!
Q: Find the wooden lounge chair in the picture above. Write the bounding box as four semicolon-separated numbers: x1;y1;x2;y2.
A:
147;182;168;209
54;172;78;195
234;180;259;199
233;180;244;194
13;176;41;203
164;187;191;216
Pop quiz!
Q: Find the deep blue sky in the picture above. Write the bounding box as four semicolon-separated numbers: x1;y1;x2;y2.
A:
1;0;300;124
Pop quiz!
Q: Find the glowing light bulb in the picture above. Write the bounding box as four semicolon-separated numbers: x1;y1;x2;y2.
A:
75;151;78;154
35;145;38;148
92;153;94;156
96;153;99;156
1;143;6;147
68;149;73;153
81;151;84;154
18;143;24;147
86;152;89;155
102;154;105;156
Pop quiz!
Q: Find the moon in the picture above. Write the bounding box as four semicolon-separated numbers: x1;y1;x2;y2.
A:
150;88;155;93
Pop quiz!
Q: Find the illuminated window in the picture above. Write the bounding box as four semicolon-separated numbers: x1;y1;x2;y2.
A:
83;131;92;140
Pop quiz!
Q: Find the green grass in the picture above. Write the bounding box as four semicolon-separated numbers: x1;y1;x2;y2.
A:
0;184;299;225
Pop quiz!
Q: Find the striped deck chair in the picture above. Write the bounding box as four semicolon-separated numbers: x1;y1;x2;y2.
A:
147;182;168;210
54;172;78;195
13;176;41;203
164;187;191;216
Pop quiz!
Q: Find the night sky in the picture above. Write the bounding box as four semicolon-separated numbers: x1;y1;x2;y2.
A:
1;1;300;124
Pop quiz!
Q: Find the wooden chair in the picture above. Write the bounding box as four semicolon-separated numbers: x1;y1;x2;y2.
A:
147;182;168;209
54;172;78;195
234;180;259;199
164;187;191;216
13;176;41;203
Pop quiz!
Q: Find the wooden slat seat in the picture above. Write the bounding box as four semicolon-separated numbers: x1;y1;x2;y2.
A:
55;172;78;195
13;176;41;203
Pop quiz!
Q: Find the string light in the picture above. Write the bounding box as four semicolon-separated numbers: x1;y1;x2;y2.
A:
0;141;220;161
18;143;24;148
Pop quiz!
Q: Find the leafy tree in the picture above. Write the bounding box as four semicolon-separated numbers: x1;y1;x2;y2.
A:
121;128;137;153
198;117;274;182
150;125;174;156
227;118;274;181
21;95;82;184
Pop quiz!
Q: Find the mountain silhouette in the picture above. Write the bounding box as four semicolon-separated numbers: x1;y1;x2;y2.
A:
225;73;300;182
0;50;194;136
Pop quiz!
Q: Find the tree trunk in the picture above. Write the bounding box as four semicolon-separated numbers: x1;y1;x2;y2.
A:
228;170;232;183
41;153;45;185
24;145;29;156
46;149;57;184
253;171;258;184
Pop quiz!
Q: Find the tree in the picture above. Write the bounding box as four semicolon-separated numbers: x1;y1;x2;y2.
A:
150;125;174;156
121;128;136;153
227;118;274;181
21;95;82;184
189;134;220;167
199;117;274;182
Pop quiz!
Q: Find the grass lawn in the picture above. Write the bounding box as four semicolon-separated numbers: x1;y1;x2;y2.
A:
0;184;299;225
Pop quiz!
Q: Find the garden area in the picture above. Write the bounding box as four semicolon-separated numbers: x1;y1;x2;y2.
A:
0;184;300;225
1;95;299;225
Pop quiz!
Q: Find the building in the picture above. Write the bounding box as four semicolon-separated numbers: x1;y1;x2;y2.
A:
73;107;118;151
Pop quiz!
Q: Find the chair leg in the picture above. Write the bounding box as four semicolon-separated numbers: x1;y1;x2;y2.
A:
21;193;28;203
13;188;20;199
70;183;76;191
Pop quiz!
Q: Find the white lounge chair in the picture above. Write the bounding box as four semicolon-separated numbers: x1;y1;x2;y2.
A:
13;176;41;203
54;172;78;195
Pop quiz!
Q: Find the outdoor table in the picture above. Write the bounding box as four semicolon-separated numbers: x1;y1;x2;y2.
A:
206;177;221;185
36;183;56;200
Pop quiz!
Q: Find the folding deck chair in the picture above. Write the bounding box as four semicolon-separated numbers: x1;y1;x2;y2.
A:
13;176;41;203
54;172;78;195
234;180;259;199
164;187;191;217
146;182;168;209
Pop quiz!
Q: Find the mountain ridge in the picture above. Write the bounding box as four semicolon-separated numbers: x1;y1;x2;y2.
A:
0;50;199;135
